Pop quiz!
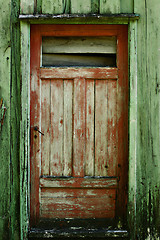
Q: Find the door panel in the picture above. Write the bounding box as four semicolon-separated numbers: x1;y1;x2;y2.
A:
30;24;128;226
40;188;116;219
39;74;118;219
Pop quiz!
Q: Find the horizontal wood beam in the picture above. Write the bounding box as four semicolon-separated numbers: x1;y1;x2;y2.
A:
19;13;140;24
40;177;118;188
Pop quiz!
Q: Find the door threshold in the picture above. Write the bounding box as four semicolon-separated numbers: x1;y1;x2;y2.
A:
29;219;129;239
29;228;129;239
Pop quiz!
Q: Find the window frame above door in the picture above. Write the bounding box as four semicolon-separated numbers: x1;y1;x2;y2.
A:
20;16;138;239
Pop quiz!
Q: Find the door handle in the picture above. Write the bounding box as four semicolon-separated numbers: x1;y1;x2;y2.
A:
34;126;44;136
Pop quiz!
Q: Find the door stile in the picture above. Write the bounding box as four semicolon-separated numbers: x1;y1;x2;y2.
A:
30;27;42;225
116;26;128;220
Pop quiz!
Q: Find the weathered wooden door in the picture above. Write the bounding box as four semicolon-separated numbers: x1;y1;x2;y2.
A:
30;25;128;227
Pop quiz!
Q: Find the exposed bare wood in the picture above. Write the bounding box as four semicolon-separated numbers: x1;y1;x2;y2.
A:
41;80;50;175
42;36;116;54
73;78;85;177
107;81;117;176
50;80;64;176
63;80;73;176
85;80;95;176
40;177;118;188
95;80;108;176
40;188;116;219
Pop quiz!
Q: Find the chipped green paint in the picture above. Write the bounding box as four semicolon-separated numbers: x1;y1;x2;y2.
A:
71;0;91;14
42;0;63;14
134;0;160;239
100;0;120;14
20;21;30;240
10;0;21;239
20;0;34;14
128;20;138;240
0;0;11;238
39;0;133;14
120;0;134;13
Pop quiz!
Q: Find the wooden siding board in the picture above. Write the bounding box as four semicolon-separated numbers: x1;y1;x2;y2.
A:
37;0;42;13
63;0;71;14
11;0;21;238
42;0;63;14
133;1;160;239
128;20;137;240
20;0;34;14
20;22;30;239
91;0;99;13
71;0;91;14
120;0;133;13
100;0;120;14
0;0;11;238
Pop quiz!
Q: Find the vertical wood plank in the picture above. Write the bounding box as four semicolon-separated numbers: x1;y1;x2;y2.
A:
0;0;11;237
63;80;73;176
71;0;91;14
37;0;42;13
42;0;63;14
85;80;95;176
120;0;134;13
107;81;117;176
63;0;71;13
50;80;63;176
73;78;85;177
100;0;120;14
95;80;108;176
133;1;160;238
20;0;34;14
128;20;137;239
41;80;50;176
91;0;99;13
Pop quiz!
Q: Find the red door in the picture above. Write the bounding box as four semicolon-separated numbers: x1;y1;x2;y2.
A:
30;25;128;227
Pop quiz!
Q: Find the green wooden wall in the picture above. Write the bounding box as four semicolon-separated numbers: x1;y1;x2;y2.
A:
0;0;20;239
20;0;134;14
135;0;160;238
0;0;160;239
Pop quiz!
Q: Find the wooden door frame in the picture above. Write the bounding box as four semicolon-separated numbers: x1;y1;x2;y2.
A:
20;17;138;239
